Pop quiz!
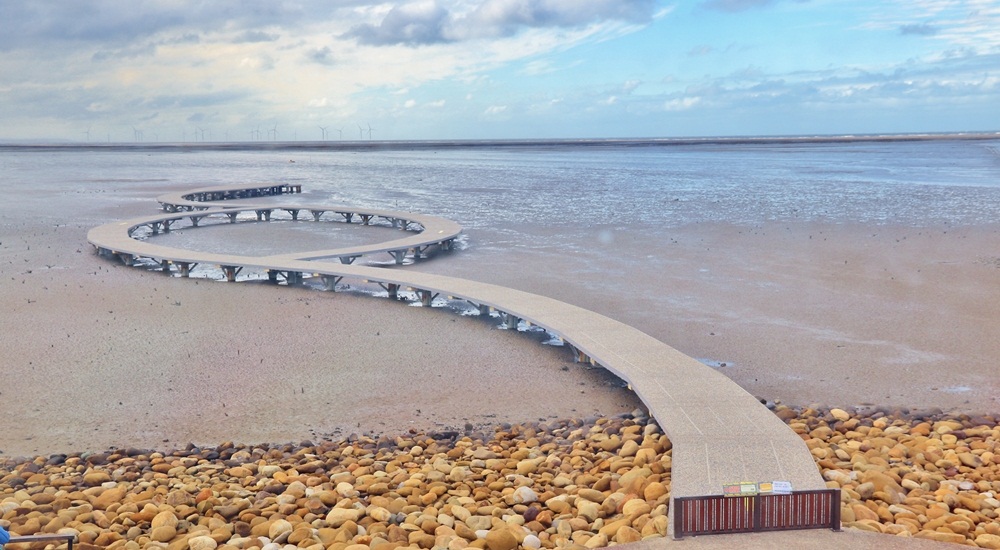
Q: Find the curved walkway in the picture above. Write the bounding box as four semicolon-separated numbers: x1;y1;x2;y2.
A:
87;185;828;538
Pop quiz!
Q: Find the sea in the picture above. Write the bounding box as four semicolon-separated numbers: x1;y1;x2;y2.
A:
5;136;1000;229
5;134;1000;283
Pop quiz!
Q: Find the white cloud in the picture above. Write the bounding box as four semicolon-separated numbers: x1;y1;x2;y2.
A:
663;96;701;110
484;105;508;115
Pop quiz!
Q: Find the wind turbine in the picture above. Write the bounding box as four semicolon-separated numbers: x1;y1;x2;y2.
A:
335;126;343;140
269;124;278;141
318;126;328;140
367;123;375;141
83;125;91;142
358;124;364;140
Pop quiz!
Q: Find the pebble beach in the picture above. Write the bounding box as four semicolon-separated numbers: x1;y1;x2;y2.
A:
5;406;1000;549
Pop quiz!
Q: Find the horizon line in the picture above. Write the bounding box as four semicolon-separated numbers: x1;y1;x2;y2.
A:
2;130;999;151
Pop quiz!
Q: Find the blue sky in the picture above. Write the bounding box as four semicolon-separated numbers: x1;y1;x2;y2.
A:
0;0;997;142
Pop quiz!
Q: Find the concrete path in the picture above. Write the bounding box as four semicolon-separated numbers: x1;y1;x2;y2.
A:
87;185;828;538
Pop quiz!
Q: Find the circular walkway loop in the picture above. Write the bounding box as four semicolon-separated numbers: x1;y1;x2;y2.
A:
87;184;828;538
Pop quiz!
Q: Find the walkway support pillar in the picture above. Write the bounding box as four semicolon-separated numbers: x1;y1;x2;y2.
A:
420;290;438;307
504;313;520;330
322;275;342;291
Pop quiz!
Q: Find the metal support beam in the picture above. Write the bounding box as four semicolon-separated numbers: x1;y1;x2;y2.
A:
226;212;238;223
420;290;439;307
390;250;406;264
342;212;354;223
361;214;372;225
178;263;192;277
118;253;134;266
339;256;358;265
504;313;520;330
286;209;300;221
311;210;325;221
321;275;342;291
221;265;241;282
267;270;279;284
256;209;272;221
161;260;170;272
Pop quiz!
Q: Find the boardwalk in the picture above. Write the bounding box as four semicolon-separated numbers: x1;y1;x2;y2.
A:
87;185;829;539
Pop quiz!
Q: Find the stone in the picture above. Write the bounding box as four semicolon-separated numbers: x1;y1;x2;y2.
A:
465;516;492;532
522;534;541;549
151;526;177;543
188;535;218;550
268;519;293;539
152;511;180;530
326;508;362;527
975;534;1000;550
643;482;668;501
512;486;538;505
831;409;850;422
546;499;571;515
84;472;112;486
92;487;126;510
576;500;600;522
615;526;642;544
622;499;651;518
484;528;517;550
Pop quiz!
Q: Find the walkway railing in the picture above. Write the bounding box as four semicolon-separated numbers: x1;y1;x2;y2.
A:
673;489;841;538
7;534;77;550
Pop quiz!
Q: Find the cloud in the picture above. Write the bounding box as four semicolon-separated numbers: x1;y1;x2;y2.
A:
484;105;508;115
900;23;938;36
344;0;658;46
700;0;776;12
343;2;451;46
689;44;714;56
307;46;336;65
233;30;280;43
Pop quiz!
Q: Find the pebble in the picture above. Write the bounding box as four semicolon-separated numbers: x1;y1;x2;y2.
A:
0;413;671;550
779;404;1000;547
14;404;995;547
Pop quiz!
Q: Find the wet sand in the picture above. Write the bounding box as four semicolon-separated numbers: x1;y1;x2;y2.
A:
3;179;1000;457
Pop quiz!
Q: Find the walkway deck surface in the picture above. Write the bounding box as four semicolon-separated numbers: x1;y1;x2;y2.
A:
87;185;828;538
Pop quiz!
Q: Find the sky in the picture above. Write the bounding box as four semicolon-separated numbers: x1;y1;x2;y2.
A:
0;0;998;142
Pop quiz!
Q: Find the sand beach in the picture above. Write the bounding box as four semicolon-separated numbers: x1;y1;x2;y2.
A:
4;173;1000;456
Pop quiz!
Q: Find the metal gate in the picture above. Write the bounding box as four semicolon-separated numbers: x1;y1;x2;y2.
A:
673;489;841;538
